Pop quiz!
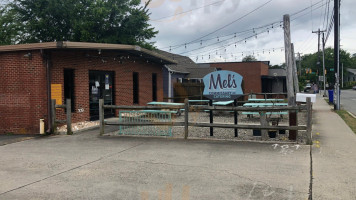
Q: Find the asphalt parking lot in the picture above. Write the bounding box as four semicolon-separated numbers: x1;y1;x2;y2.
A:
0;129;310;199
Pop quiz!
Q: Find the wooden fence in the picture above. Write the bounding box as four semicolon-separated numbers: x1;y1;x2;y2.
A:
99;98;313;144
51;99;72;135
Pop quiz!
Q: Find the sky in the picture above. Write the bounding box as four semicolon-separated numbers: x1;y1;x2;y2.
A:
142;0;356;66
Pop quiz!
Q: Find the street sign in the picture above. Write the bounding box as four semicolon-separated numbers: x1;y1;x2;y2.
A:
203;70;243;101
319;76;324;82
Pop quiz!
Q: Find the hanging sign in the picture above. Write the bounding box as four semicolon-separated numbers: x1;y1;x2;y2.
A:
203;70;243;101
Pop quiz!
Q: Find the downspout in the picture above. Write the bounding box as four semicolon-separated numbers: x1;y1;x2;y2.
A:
42;50;52;133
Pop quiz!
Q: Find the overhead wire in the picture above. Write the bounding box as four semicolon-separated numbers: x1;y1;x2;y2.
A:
150;0;226;21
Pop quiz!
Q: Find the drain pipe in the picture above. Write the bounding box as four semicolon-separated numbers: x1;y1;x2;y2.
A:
43;50;53;134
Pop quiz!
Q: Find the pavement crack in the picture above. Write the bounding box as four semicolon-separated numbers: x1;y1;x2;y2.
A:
114;159;304;194
0;142;145;196
308;145;313;200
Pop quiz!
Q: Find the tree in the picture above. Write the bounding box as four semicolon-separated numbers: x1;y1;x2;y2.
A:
300;47;355;86
242;55;257;62
0;0;158;49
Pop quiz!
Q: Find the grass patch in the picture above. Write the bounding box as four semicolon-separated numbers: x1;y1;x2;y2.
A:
336;110;356;134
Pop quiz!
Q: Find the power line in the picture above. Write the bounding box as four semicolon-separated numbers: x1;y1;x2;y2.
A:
160;0;325;53
150;0;226;21
179;0;273;46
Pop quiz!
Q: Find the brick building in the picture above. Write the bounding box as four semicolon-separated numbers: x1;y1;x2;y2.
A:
0;42;176;134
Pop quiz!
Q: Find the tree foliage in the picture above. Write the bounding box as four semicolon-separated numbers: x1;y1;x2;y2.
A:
242;55;257;62
0;0;158;49
300;48;356;85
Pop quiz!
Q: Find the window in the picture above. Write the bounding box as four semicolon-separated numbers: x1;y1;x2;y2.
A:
64;69;75;111
133;72;139;104
152;73;157;101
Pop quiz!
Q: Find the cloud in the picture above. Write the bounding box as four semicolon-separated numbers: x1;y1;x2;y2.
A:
146;0;356;65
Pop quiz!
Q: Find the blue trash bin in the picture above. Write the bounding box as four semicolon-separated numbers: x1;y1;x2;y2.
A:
328;90;333;103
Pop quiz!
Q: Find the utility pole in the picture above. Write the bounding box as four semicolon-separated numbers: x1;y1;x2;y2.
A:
283;14;295;105
283;14;297;140
291;43;300;93
334;0;340;110
322;32;327;97
312;29;326;94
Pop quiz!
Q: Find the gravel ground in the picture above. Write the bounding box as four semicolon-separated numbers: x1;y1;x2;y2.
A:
106;110;308;144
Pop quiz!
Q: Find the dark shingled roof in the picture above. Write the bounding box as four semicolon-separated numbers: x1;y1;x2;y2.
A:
186;67;216;79
155;50;197;73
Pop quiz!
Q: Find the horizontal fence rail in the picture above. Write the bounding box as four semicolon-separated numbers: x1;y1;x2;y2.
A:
99;97;312;144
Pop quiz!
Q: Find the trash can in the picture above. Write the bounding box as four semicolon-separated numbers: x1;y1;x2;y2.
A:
328;90;333;103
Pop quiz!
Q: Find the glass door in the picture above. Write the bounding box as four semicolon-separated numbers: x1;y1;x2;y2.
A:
89;71;115;121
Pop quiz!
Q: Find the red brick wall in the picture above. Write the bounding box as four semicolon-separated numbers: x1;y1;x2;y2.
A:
0;49;165;134
210;62;269;97
0;51;47;134
50;50;164;125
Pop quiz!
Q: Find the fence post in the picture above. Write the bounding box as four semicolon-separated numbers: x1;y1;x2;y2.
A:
306;97;313;145
99;99;104;136
209;100;213;136
234;99;238;137
66;99;72;135
260;111;268;140
51;99;56;134
184;98;189;139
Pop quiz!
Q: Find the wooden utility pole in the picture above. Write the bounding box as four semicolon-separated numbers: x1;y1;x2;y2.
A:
283;14;295;106
312;29;326;94
283;14;297;140
291;43;300;93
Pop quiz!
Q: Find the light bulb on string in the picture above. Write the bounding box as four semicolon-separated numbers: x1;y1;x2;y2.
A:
200;40;202;46
169;46;171;52
234;33;236;38
267;28;269;34
217;37;219;42
185;43;187;49
235;43;237;48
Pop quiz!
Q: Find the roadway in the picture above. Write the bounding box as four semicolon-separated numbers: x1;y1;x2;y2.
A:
341;89;356;116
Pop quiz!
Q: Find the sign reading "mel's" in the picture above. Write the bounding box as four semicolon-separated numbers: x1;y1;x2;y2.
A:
203;70;243;101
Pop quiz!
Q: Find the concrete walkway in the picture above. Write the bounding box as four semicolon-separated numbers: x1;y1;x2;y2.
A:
312;95;356;199
0;129;310;199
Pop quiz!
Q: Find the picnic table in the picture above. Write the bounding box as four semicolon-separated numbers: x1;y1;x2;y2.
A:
242;102;289;117
146;102;184;115
248;98;285;102
212;100;234;106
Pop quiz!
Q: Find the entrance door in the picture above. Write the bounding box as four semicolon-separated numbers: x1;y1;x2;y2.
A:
89;71;115;121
